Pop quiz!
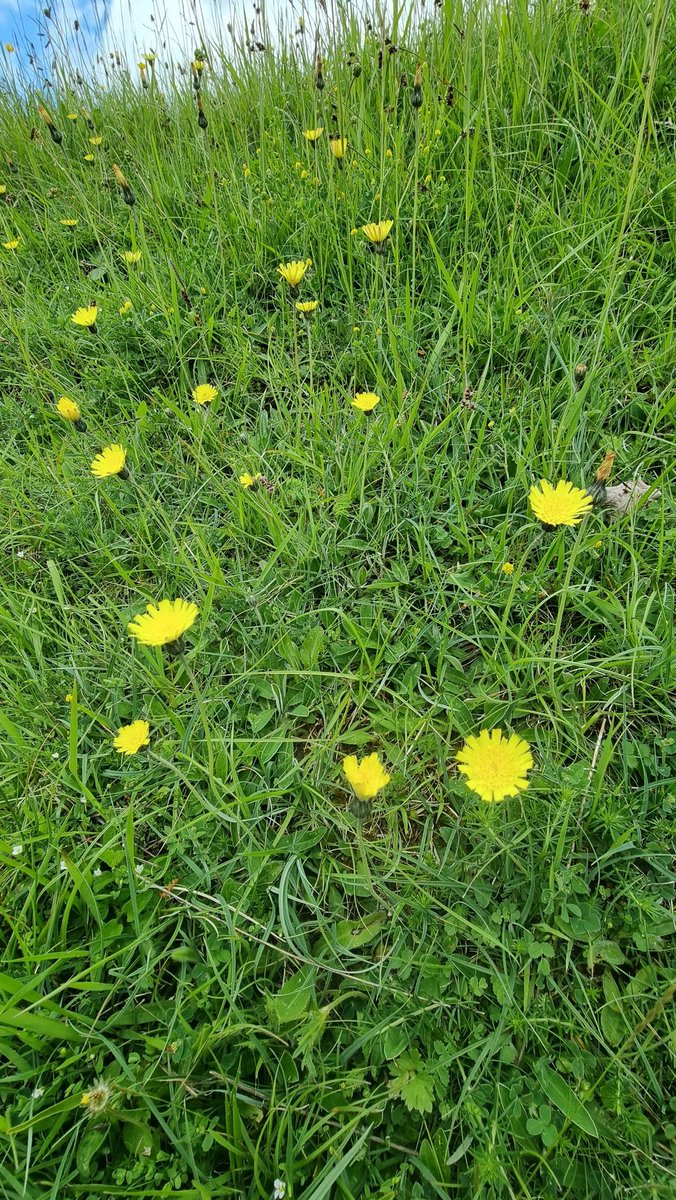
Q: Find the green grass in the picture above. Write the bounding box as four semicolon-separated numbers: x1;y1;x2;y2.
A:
0;0;674;1196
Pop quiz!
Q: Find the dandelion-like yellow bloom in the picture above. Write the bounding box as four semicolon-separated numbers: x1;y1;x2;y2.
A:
329;137;347;159
138;60;147;71
277;259;309;288
72;305;97;328
60;218;78;227
192;383;218;406
501;562;514;575
343;753;390;801
128;598;199;647
91;444;127;478
56;396;81;422
362;219;393;244
121;249;141;264
0;185;5;194
239;472;263;488
303;127;324;140
296;300;319;314
84;153;95;162
529;479;593;527
456;728;533;803
3;239;19;250
113;719;150;756
89;136;103;146
192;59;204;72
119;300;132;315
243;164;251;178
352;392;380;412
67;112;78;120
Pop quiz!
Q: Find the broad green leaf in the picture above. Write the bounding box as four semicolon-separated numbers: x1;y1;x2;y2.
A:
265;964;316;1025
534;1063;598;1137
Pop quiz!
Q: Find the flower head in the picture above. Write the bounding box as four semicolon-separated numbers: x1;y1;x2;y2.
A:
91;444;127;478
56;396;81;422
456;728;533;803
83;153;95;162
529;479;593;527
329;137;347;159
71;305;97;328
352;392;380;412
113;719;150;756
362;219;393;244
119;300;132;315
343;752;390;801
501;562;514;575
277;259;309;288
80;1079;113;1116
239;472;263;488
192;383;218;406
3;239;19;251
60;218;78;227
296;300;319;315
303;127;323;141
121;249;141;264
89;135;103;146
67;112;78;120
128;598;199;647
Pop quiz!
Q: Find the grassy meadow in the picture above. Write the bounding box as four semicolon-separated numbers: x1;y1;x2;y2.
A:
0;0;675;1196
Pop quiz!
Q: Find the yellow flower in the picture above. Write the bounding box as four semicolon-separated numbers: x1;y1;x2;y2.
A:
362;219;394;245
56;396;81;422
89;135;103;146
501;562;515;575
296;300;319;314
0;185;5;194
529;479;593;527
113;719;150;756
385;148;392;158
121;249;141;264
329;137;347;159
91;444;127;478
128;598;199;647
456;728;533;803
3;239;19;250
119;300;133;315
84;153;95;162
300;170;309;179
277;259;309;288
72;305;97;328
239;472;263;488
67;112;78;120
192;59;204;72
352;392;380;412
61;218;78;227
343;753;391;802
138;60;147;71
243;164;251;178
192;383;218;406
303;127;324;140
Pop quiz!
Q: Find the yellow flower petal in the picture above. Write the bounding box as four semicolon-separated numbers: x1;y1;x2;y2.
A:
343;752;390;801
529;479;593;527
128;599;199;647
456;728;533;803
113;719;150;756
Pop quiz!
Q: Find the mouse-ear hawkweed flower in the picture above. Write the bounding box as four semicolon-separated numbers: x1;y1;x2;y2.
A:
119;300;133;315
328;136;347;164
303;127;324;141
121;249;141;265
352;392;380;412
113;719;150;756
296;300;319;316
500;561;514;575
192;383;218;406
128;598;199;653
3;238;20;250
56;396;86;431
71;304;97;331
529;479;593;527
343;753;390;818
362;219;393;251
456;729;533;803
112;162;135;206
277;259;309;291
239;472;264;488
37;102;62;144
91;444;128;479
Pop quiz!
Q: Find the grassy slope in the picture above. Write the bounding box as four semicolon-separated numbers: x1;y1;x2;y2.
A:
0;1;674;1196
